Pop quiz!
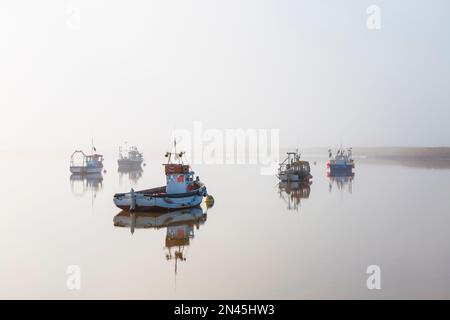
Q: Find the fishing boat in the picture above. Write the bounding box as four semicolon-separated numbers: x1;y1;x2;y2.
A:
327;147;355;175
277;150;312;182
69;147;104;174
118;144;144;168
113;142;208;211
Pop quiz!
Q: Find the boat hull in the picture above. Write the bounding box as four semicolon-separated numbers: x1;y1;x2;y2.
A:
278;172;312;182
70;166;103;174
329;164;353;175
118;158;143;168
113;186;207;211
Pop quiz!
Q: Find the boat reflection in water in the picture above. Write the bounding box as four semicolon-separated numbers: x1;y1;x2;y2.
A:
113;206;208;275
278;181;311;211
327;172;354;194
70;173;103;198
118;166;143;185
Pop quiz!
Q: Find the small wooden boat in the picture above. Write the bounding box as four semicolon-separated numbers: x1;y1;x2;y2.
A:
113;142;208;211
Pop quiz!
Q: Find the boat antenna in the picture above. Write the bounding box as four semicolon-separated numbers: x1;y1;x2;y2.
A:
174;137;177;154
172;138;177;163
91;137;97;154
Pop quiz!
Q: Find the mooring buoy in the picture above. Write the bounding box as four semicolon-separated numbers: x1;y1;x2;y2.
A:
205;195;215;209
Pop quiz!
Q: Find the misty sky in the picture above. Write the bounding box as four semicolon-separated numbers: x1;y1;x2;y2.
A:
1;0;449;151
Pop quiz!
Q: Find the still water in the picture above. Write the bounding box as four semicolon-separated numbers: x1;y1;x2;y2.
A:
1;150;450;299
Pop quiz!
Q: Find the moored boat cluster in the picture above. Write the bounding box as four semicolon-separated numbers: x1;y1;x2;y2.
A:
277;146;355;183
70;140;212;211
70;140;354;212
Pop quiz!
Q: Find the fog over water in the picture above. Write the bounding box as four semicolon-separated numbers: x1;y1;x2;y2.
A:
1;0;450;150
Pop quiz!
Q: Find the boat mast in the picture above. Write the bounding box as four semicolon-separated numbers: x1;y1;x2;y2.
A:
165;138;185;165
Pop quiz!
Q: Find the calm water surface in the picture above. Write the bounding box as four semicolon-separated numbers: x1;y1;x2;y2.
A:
1;150;450;299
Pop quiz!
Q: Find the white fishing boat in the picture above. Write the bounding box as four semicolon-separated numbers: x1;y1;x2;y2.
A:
69;147;104;174
118;144;144;168
113;142;208;211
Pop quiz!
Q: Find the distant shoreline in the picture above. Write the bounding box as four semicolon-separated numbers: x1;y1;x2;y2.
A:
294;147;450;161
353;147;450;161
295;147;450;169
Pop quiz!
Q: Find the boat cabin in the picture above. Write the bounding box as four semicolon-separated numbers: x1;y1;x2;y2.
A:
119;145;143;160
163;147;199;194
285;160;310;172
164;163;197;194
85;154;103;166
70;150;103;168
328;147;353;165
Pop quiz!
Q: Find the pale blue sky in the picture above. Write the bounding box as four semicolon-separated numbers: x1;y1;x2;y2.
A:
1;0;449;150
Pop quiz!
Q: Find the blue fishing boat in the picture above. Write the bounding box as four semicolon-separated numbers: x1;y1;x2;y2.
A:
327;147;355;175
